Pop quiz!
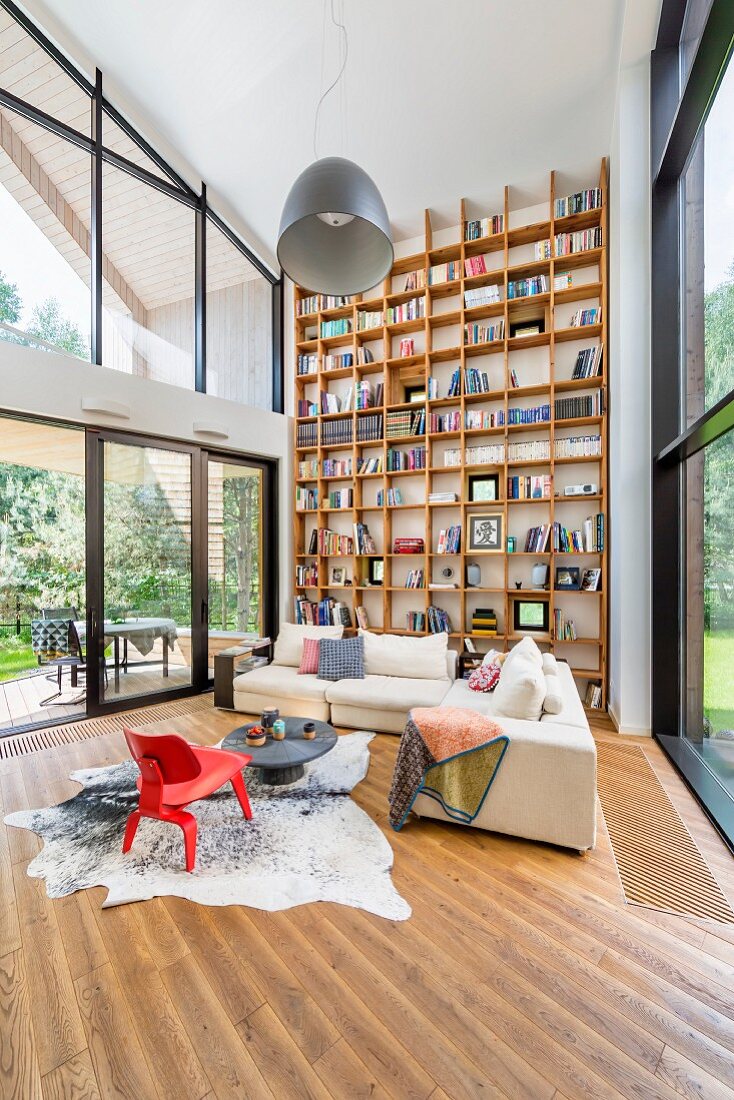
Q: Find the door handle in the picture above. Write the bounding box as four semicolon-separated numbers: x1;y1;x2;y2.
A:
202;599;209;624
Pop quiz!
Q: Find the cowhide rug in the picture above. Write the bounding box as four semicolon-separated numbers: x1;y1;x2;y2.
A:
4;731;411;920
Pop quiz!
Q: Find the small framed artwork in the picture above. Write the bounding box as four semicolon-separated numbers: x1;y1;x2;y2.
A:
581;567;601;591
555;566;580;590
513;599;549;633
510;318;544;339
330;566;346;587
467;511;503;553
468;473;499;502
368;558;384;585
405;384;426;403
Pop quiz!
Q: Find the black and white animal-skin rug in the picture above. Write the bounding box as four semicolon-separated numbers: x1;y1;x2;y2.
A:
4;731;411;920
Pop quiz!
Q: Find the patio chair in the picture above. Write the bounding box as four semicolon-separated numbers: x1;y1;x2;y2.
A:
31;618;87;705
122;729;253;871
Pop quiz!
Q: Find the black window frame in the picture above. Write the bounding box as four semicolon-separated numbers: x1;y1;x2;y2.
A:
0;0;284;413
651;0;734;848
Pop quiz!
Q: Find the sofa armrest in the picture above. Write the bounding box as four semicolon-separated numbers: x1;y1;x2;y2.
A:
445;649;458;681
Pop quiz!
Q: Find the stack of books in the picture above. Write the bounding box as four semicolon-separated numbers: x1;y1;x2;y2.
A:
436;525;461;554
464;285;501;309
471;608;498;636
386;408;425;438
585;682;603;709
428;491;458;503
427;605;453;633
394;537;425;554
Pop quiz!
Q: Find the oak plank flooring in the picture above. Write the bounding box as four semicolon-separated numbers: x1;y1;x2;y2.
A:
0;700;733;1099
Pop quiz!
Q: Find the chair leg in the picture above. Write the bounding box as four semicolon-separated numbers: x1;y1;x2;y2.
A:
231;769;253;821
122;810;141;854
168;810;197;872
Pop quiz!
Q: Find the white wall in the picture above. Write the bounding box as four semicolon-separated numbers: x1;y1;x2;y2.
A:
0;342;293;626
608;57;652;735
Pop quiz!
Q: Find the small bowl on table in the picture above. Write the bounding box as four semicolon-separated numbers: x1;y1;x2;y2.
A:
246;725;267;747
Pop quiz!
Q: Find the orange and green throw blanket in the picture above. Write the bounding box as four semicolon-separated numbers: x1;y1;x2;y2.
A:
389;706;509;830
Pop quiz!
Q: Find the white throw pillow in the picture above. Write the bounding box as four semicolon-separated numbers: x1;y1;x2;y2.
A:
481;648;503;667
542;672;563;714
542;652;558;675
502;635;543;676
359;629;448;680
272;622;343;667
493;652;546;720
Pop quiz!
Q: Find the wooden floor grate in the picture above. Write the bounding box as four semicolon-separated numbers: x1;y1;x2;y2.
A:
596;739;734;924
0;694;215;760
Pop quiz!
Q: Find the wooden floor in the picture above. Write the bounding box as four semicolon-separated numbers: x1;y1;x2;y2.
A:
1;704;734;1100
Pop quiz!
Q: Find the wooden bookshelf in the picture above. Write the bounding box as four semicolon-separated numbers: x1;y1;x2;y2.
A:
293;159;609;710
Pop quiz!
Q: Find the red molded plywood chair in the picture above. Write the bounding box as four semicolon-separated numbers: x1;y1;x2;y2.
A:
122;729;253;872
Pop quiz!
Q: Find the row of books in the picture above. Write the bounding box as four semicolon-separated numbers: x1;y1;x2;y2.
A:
508;275;547;299
358;456;383;473
465;213;503;240
356;413;383;442
554;189;602;218
509;473;552;500
307;528;353;556
387;446;426;470
404;569;425;589
295;563;319;587
297;293;353;316
428;605;453;633
585;682;603;709
436;525;461;554
460;443;506;465
465;320;505;345
356;606;369;630
447;368;461;396
429;410;461;433
320;420;353;446
294;595;352;627
429;491;458;503
355;381;383;410
569;307;601;327
386;408;425;438
320;390;350;414
555;228;603;255
297;400;318;417
554;434;602;458
327;489;353;509
357;310;383;331
464;285;502;308
553;609;578;641
464;366;496;394
295;487;318;511
406;612;426;632
297;353;318;375
535;239;552;260
464;255;494;277
323;352;353;371
354;522;377;554
508;403;551;425
465;409;504;430
554;514;604;553
320;318;352;338
572;346;603;378
508;440;550;461
297;423;318;448
386;297;425;324
525;524;552;552
323;458;352;477
298;459;319;478
555;393;604;420
377;488;403;505
429;261;461;285
403;269;425;291
509;367;521;388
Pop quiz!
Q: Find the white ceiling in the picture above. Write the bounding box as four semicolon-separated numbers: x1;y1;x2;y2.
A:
20;0;660;273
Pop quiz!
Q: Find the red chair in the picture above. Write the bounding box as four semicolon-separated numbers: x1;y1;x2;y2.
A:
122;729;253;872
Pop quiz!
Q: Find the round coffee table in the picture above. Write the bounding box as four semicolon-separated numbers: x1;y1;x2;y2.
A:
223;717;338;786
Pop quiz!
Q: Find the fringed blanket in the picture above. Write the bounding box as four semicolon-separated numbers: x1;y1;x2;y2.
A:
389;706;509;830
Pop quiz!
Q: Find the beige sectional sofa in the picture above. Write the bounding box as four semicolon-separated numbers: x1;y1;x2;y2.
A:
230;624;597;851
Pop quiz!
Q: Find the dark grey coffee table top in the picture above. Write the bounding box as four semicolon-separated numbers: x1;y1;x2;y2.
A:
223;717;338;771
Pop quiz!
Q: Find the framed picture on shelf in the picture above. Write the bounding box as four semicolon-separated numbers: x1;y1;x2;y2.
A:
580;567;601;591
555;566;580;590
468;473;499;502
513;599;549;633
510;318;544;339
467;512;503;553
404;383;426;403
368;558;384;585
329;566;347;587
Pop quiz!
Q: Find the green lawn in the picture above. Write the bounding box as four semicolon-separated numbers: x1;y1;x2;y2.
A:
704;629;734;733
0;637;36;683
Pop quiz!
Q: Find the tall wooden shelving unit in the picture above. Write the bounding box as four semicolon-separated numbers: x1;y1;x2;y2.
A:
293;159;609;709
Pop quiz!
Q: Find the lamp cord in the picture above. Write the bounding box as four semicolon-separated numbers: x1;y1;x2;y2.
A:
313;0;348;161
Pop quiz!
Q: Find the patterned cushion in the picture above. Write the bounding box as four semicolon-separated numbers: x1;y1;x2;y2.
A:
467;661;501;693
298;638;320;675
317;636;365;681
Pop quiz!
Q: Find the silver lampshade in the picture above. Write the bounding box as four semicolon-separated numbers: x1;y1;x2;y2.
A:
277;156;393;294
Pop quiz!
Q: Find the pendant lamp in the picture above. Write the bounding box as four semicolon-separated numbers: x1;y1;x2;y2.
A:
277;1;393;294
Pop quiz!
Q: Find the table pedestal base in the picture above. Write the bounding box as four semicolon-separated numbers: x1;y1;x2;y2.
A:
258;764;305;786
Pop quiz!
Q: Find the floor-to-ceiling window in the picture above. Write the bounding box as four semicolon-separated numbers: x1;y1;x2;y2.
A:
652;0;734;846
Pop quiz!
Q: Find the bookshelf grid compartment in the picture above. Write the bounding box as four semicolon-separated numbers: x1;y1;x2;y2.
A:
293;159;609;710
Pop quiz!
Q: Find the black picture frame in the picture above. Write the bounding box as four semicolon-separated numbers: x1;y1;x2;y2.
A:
468;473;499;502
555;566;580;590
513;600;549;632
404;384;426;403
510;318;545;338
368;558;384;585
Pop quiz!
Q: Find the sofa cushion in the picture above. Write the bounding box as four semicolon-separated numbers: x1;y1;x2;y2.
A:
318;636;365;681
272;623;343;667
543;672;563;714
325;674;450;713
358;629;449;680
298;637;320;674
467;662;501;693
493;652;546;721
542;652;558;675
232;662;329;703
503;635;543;674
